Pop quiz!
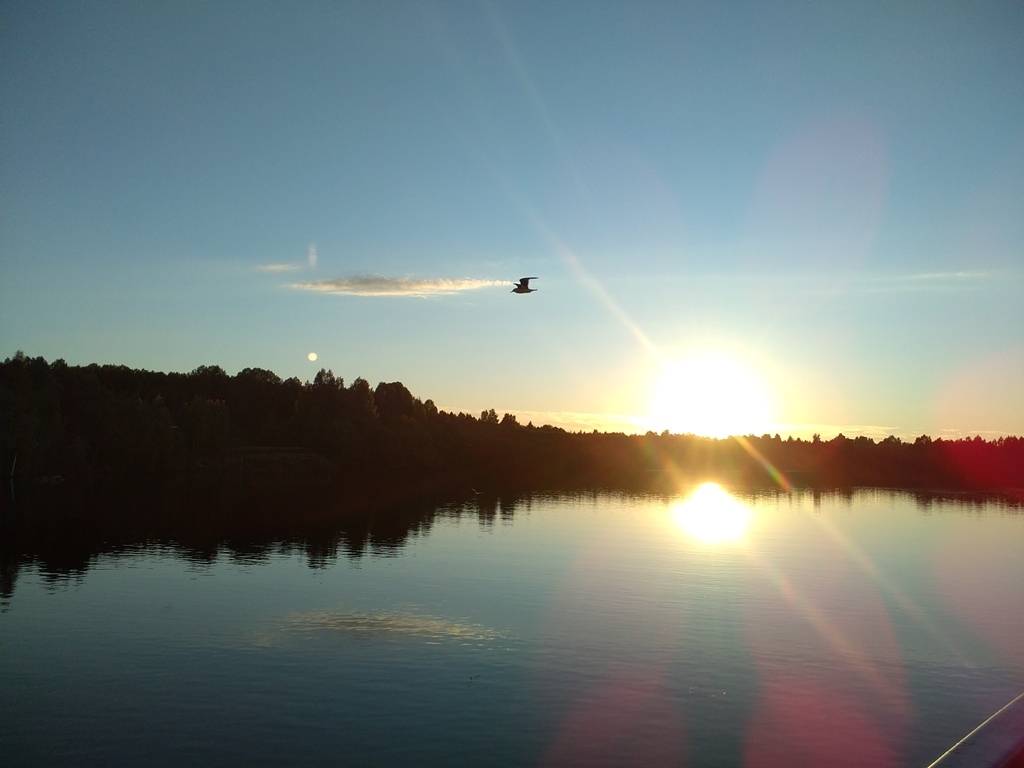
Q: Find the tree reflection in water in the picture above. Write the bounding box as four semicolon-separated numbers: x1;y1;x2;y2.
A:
0;475;503;601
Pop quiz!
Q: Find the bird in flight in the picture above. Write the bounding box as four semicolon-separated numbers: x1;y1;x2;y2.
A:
511;277;538;294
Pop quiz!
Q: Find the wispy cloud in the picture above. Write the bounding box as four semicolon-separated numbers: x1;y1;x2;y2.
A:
258;243;319;273
480;412;922;440
258;263;304;272
465;410;646;434
292;275;506;297
898;270;990;281
858;270;1000;293
772;422;904;440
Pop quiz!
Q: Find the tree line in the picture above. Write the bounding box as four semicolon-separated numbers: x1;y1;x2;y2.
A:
2;352;1022;492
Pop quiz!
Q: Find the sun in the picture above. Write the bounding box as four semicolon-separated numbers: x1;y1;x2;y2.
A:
646;353;771;438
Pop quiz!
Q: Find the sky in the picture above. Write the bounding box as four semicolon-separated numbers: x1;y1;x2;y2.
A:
2;1;1022;439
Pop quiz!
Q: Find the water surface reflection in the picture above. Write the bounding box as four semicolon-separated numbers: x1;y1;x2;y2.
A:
1;482;1022;768
256;608;511;648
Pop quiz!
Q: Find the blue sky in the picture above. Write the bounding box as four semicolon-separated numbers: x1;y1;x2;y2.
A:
2;1;1022;438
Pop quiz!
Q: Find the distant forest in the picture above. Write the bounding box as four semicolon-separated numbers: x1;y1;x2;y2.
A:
2;352;1022;493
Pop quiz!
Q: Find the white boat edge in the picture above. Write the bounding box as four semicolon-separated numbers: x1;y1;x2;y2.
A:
927;692;1024;768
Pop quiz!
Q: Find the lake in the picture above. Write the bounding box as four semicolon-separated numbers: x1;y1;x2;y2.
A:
1;483;1022;767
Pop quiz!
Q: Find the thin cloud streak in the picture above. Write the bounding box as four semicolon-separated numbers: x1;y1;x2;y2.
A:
897;270;991;281
443;409;645;434
773;422;903;440
427;407;995;441
292;275;506;297
501;412;931;440
259;263;304;272
859;270;998;291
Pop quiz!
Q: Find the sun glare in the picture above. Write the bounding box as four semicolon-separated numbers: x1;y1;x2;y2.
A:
671;483;752;544
646;354;770;438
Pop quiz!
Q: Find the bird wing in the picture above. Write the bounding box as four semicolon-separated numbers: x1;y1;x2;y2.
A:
519;277;538;286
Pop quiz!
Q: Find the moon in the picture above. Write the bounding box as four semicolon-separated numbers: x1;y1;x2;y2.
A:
307;352;318;362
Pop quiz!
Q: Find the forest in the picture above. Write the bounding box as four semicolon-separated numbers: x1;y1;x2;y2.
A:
2;352;1023;493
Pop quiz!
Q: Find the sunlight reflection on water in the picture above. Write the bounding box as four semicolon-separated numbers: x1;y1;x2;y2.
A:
670;482;753;543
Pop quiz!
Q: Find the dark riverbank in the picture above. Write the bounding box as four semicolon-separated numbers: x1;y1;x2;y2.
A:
3;352;1023;496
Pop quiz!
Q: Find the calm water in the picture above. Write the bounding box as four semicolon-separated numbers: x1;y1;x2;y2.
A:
1;485;1022;767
